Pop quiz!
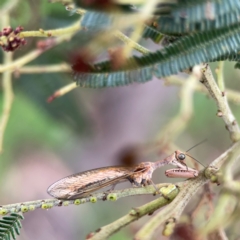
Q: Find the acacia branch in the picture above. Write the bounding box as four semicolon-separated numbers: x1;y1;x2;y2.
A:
201;64;240;142
135;174;207;239
197;140;240;236
0;13;14;153
47;82;78;102
86;141;240;239
19;20;80;38
164;76;240;105
16;63;71;74
215;61;225;92
0;183;170;215
0;35;73;73
89;174;208;240
89;184;180;240
114;31;150;55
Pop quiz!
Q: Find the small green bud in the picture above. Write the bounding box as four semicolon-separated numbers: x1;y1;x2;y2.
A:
41;203;49;209
129;209;137;216
90;197;97;203
162;227;173;236
162;218;176;236
107;193;118;201
210;175;218;183
0;208;8;215
74;199;81;205
21;205;29;213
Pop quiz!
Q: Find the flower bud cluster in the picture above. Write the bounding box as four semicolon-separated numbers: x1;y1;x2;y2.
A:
0;26;26;52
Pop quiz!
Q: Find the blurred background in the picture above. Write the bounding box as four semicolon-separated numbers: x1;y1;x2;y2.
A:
0;0;240;239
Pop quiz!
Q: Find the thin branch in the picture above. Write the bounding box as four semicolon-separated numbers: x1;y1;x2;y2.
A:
0;14;14;153
207;228;229;240
114;31;150;55
0;35;73;73
216;61;225;92
190;183;214;221
201;64;240;142
164;76;240;105
197;140;240;236
134;173;207;239
47;82;78;102
17;63;71;74
19;20;80;38
86;141;240;240
197;191;237;237
61;4;152;59
116;0;158;58
0;183;169;215
89;184;180;240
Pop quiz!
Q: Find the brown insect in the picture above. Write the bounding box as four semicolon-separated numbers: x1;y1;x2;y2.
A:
47;149;200;200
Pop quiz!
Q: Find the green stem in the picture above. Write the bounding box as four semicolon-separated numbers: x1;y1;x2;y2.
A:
0;183;169;216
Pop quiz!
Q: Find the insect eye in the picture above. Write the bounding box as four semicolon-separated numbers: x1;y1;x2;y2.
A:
178;153;185;161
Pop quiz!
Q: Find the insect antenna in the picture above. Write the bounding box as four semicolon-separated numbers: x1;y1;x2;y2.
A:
185;139;207;168
186;139;207;152
185;153;206;168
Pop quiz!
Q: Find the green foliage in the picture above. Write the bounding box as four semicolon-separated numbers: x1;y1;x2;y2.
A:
0;213;24;240
234;62;240;69
74;23;240;87
72;0;240;88
142;25;163;43
155;0;240;33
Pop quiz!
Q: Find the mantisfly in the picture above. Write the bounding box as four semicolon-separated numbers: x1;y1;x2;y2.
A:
47;148;202;200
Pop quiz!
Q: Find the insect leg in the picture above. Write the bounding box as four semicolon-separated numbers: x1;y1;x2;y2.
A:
165;168;198;178
146;178;161;195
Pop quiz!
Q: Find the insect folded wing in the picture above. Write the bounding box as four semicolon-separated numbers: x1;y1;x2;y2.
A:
66;174;131;200
47;166;136;200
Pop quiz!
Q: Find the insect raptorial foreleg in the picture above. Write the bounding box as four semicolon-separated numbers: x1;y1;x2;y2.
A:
165;168;198;178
